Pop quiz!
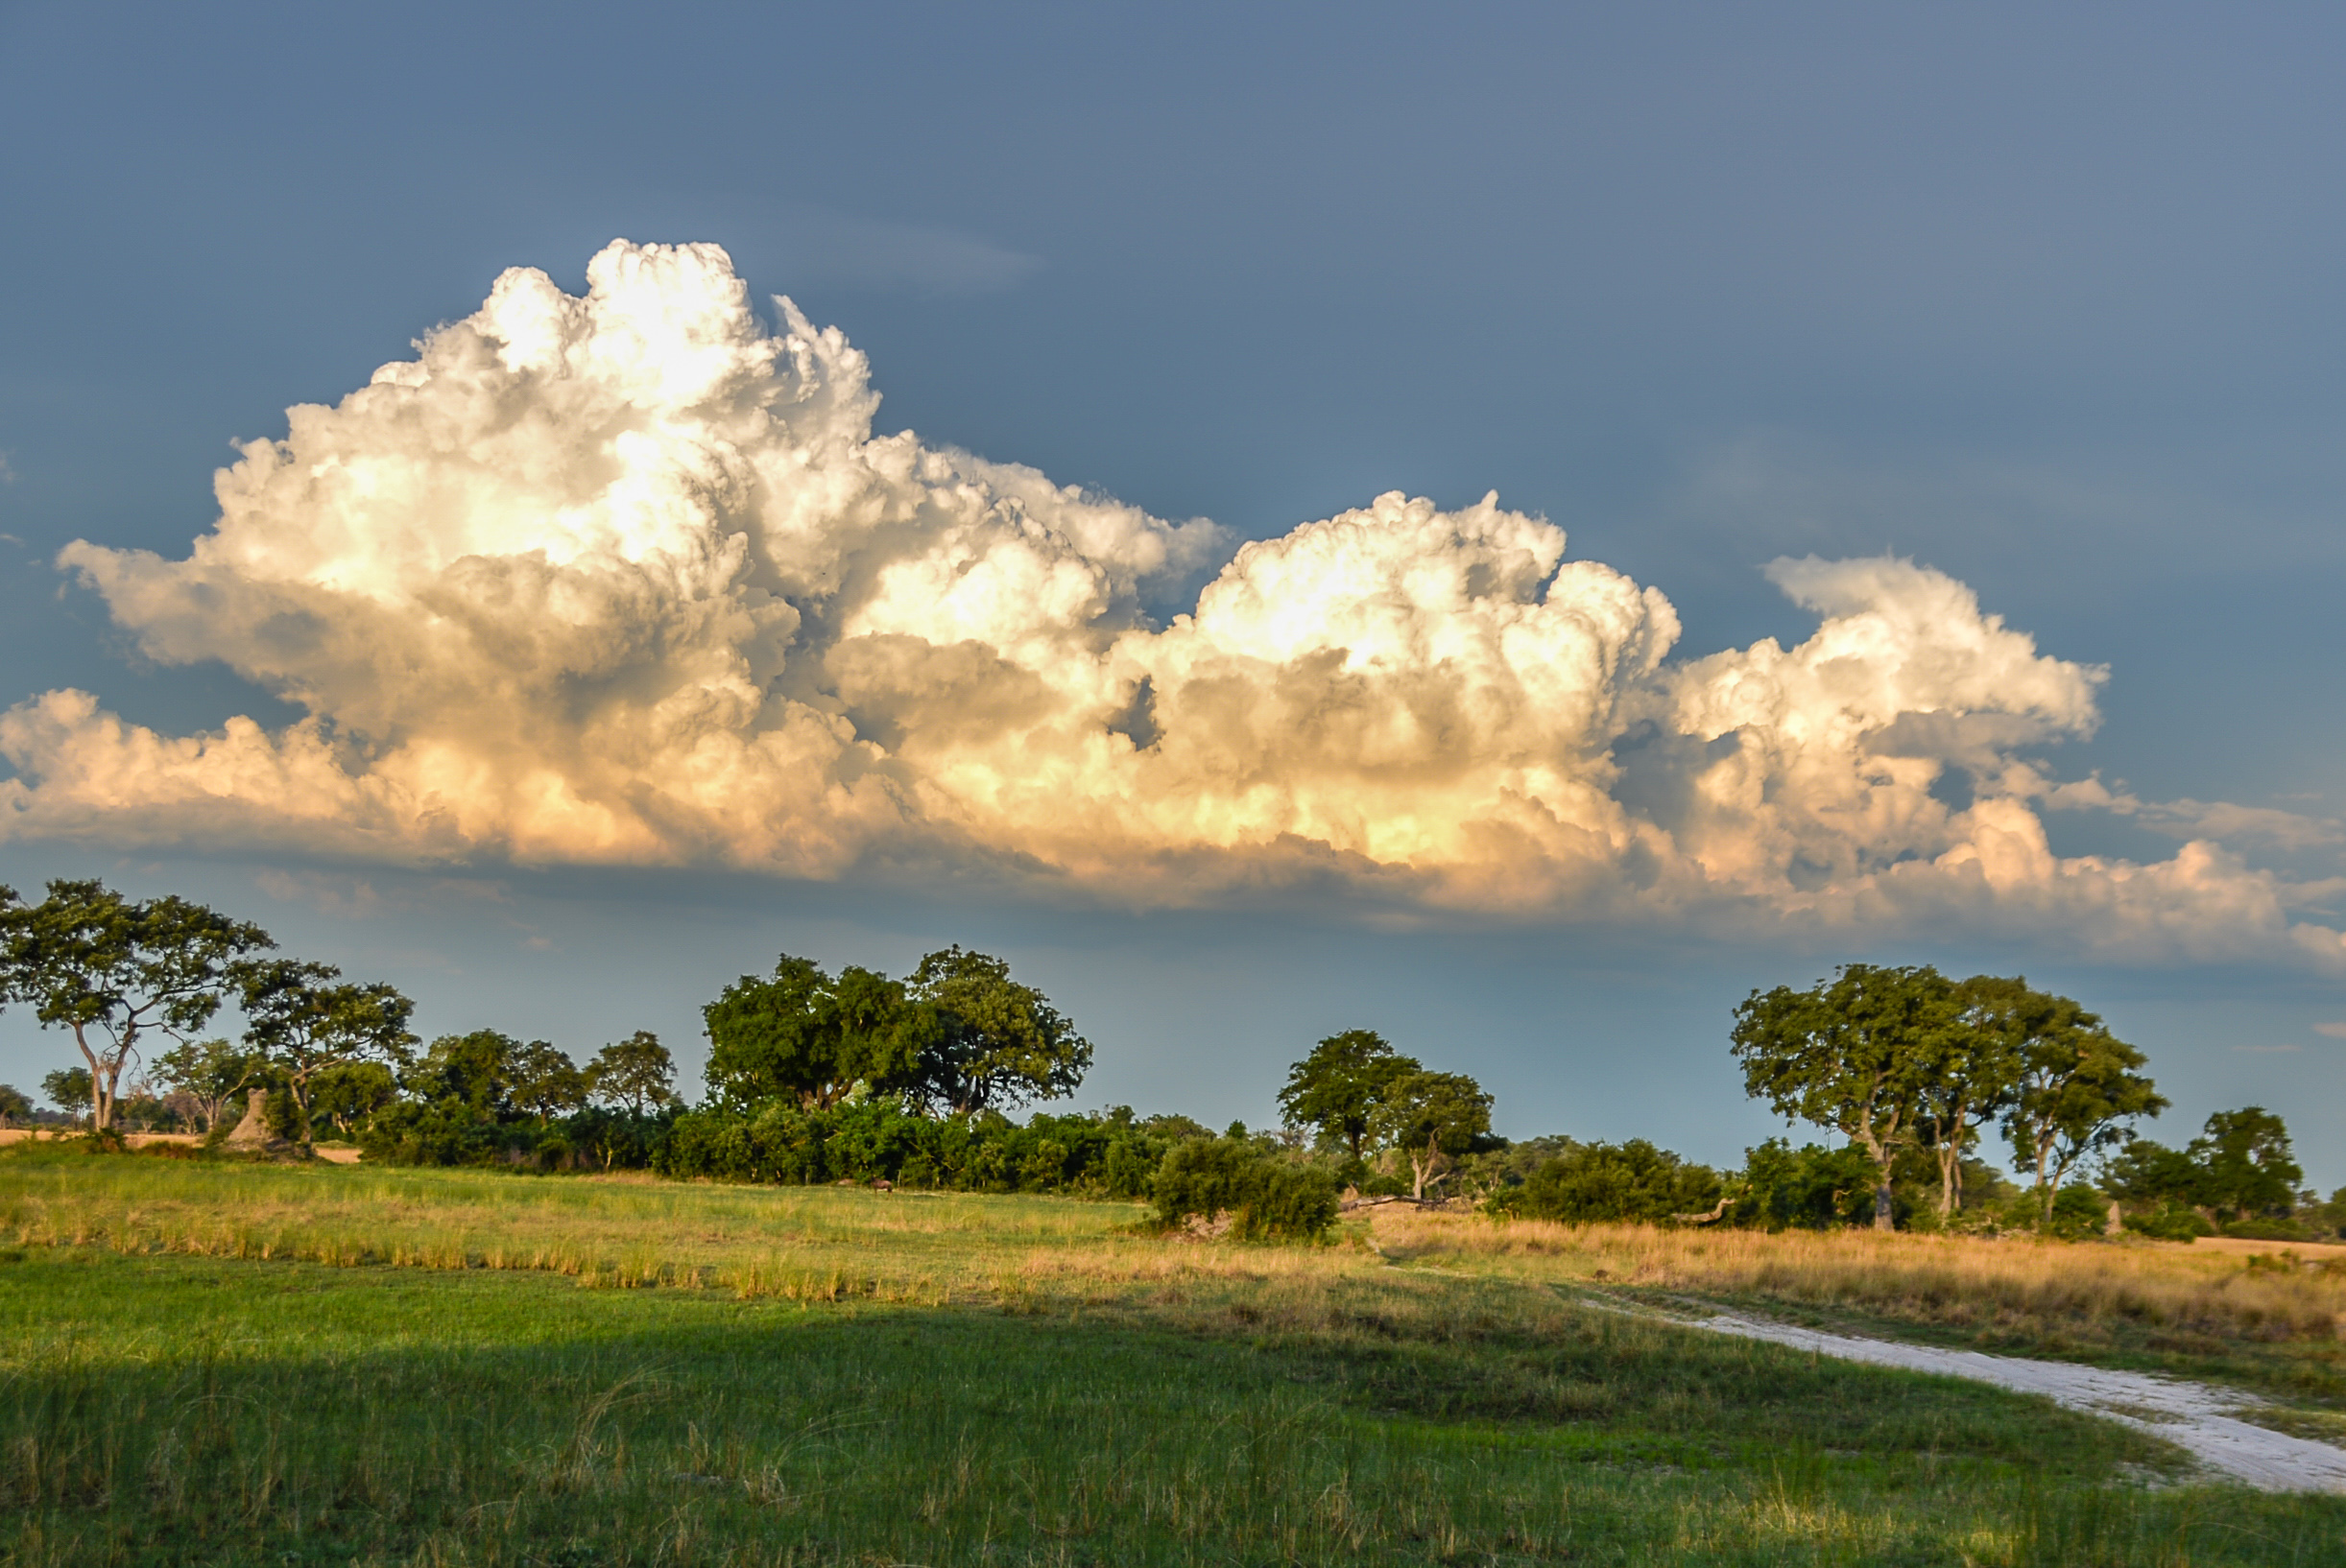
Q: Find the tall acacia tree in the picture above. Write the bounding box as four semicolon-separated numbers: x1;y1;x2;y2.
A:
1999;993;2164;1219
1277;1029;1419;1163
237;959;418;1132
0;879;274;1132
1731;964;1957;1231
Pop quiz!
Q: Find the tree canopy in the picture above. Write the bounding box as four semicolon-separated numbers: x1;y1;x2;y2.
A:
1731;964;1957;1230
904;947;1091;1117
1277;1029;1417;1162
586;1031;679;1117
1997;990;2163;1218
704;956;931;1111
0;879;274;1130
1369;1069;1494;1200
237;958;418;1128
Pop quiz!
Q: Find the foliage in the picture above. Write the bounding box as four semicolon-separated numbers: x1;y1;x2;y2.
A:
40;1068;93;1123
150;1036;269;1135
1998;989;2163;1219
1732;1138;1889;1230
0;1083;28;1127
703;948;1090;1120
1917;975;2025;1216
1149;1135;1340;1240
1731;963;1956;1230
704;957;928;1110
1276;1028;1415;1161
0;878;273;1130
308;1060;398;1136
1366;1069;1494;1200
905;946;1091;1116
585;1030;679;1116
657;1101;1205;1197
236;958;417;1125
361;1031;607;1167
1496;1138;1725;1225
2108;1106;2304;1228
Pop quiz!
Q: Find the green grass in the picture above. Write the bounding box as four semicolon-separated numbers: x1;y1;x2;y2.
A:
4;1148;2345;1565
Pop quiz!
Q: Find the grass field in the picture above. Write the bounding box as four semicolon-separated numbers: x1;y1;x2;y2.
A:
5;1147;2345;1565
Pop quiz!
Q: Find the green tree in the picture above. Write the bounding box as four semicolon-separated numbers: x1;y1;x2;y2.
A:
0;1083;29;1128
705;956;928;1110
1999;995;2163;1220
309;1060;398;1136
2193;1106;2301;1219
151;1035;269;1135
586;1031;680;1116
1731;964;1956;1231
237;960;417;1130
1909;976;2027;1217
510;1039;587;1123
1369;1069;1493;1200
905;947;1090;1117
408;1030;525;1115
0;879;273;1131
41;1067;94;1124
1277;1029;1419;1162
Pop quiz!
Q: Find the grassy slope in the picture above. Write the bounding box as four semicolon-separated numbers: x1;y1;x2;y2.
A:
2;1150;2343;1566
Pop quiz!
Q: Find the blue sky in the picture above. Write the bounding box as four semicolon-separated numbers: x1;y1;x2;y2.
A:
2;2;2341;1182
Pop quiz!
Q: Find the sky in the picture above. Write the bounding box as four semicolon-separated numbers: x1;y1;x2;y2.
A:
1;2;2342;1184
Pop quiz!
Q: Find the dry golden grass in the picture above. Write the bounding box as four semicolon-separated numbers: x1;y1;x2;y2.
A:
1376;1208;2346;1348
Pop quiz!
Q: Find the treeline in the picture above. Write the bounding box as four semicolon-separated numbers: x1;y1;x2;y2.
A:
2;879;2334;1245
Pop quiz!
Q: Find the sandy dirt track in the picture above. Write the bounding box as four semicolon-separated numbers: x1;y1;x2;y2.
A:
1693;1309;2346;1492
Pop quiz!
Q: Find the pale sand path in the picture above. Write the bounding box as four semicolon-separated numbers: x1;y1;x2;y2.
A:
1689;1308;2346;1492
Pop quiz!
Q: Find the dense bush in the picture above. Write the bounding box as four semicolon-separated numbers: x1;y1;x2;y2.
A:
1149;1136;1339;1241
1496;1138;1724;1224
1735;1139;1891;1230
655;1101;1208;1197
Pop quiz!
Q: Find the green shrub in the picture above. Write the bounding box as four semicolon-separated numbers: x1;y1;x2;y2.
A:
1150;1137;1338;1241
1498;1138;1722;1224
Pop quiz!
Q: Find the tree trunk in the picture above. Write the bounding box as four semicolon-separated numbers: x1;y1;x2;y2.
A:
74;1027;118;1131
1873;1178;1895;1230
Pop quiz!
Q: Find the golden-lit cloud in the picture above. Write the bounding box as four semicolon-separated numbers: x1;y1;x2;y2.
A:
2;240;2336;963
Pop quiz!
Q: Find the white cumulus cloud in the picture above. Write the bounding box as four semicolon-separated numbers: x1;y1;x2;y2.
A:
2;239;2336;964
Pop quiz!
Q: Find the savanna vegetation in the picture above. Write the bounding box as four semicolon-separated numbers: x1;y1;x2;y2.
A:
6;875;2346;1561
8;1147;2346;1566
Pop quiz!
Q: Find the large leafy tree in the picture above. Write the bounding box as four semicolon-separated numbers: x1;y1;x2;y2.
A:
1731;964;1957;1231
1912;976;2029;1217
705;956;929;1110
407;1030;527;1115
1999;994;2164;1219
237;959;418;1129
904;947;1090;1117
2193;1106;2301;1219
1277;1029;1419;1162
0;1083;30;1128
0;879;274;1131
508;1039;587;1123
308;1060;399;1136
586;1031;680;1117
1368;1069;1494;1200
